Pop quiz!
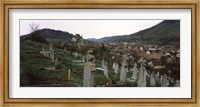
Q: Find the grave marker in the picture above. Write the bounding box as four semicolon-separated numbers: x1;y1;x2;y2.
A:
83;49;96;87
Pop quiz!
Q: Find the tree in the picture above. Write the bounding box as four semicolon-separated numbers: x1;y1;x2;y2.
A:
27;23;47;44
29;23;39;33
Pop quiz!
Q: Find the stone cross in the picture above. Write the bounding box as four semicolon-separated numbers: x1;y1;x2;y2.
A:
120;62;127;83
83;49;96;87
131;63;138;80
137;58;147;87
120;54;129;83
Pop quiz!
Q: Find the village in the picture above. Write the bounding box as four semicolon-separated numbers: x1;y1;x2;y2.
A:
38;36;180;87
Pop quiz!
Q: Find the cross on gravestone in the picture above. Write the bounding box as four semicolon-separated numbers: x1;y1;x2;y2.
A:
83;49;96;87
137;58;147;87
131;63;138;80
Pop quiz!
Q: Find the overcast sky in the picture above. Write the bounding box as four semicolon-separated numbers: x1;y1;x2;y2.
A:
20;20;163;39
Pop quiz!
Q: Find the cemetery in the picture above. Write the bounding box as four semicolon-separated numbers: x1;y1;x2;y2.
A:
20;39;180;87
20;20;180;87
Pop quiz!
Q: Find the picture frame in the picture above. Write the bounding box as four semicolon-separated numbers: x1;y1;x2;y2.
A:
0;0;199;106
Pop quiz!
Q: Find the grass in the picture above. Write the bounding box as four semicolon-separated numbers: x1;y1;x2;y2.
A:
21;40;113;87
20;40;83;86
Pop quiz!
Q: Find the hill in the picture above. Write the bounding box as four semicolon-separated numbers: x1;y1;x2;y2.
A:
89;20;180;47
20;28;83;43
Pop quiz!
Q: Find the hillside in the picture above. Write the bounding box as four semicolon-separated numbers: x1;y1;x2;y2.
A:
89;20;180;47
20;28;82;43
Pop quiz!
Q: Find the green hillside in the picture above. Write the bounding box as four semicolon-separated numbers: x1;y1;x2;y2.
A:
128;20;180;47
20;40;114;87
91;20;180;47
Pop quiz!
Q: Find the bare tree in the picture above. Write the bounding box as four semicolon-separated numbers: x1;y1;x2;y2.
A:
29;23;39;33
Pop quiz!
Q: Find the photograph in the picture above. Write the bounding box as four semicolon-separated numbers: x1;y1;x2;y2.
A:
20;19;180;87
1;0;198;105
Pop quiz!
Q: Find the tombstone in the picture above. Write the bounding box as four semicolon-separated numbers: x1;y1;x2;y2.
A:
51;52;55;62
170;77;175;84
137;58;147;87
75;51;78;57
168;76;171;80
41;47;45;55
112;62;115;70
131;63;138;80
83;49;96;87
49;44;55;62
150;72;156;86
104;62;109;78
102;59;105;69
120;54;129;83
67;69;71;81
165;79;169;87
120;62;127;83
114;62;119;74
160;75;163;86
155;72;160;81
64;47;67;52
55;56;60;69
82;56;85;62
161;74;169;87
174;80;180;87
